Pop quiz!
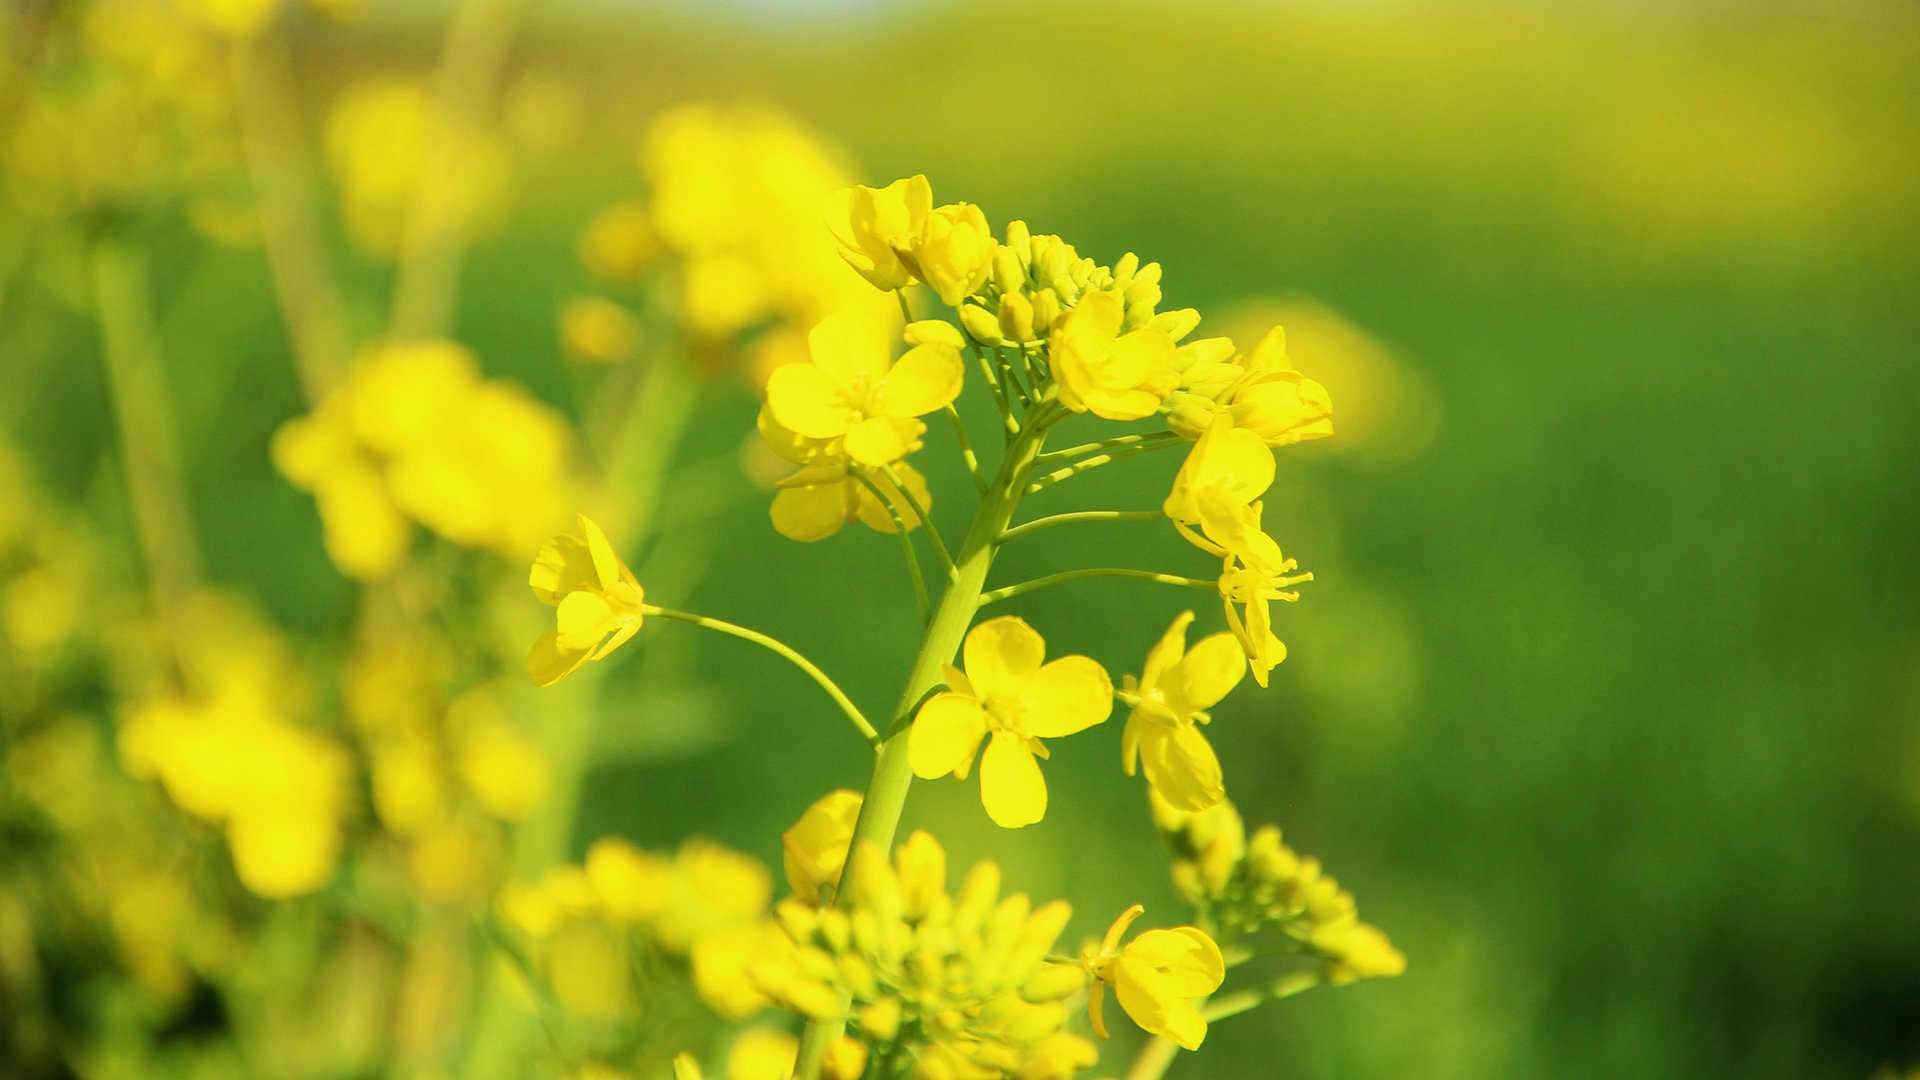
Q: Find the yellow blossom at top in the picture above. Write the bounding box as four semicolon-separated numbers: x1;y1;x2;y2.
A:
765;311;963;467
526;515;646;686
1051;290;1180;420
782;789;862;904
1122;612;1246;811
911;201;996;306
826;175;931;291
1225;326;1335;447
908;616;1113;828
1081;904;1225;1051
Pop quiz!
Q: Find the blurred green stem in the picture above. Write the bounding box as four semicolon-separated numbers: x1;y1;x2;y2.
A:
792;398;1060;1079
390;0;527;341
90;238;201;662
229;31;350;401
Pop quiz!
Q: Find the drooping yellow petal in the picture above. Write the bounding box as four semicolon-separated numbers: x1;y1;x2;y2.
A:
876;342;963;418
962;616;1045;702
767;363;859;441
578;514;623;591
807;309;891;388
1017;656;1113;738
1171;632;1246;713
978;730;1047;829
853;461;931;534
1140;611;1195;692
1112;959;1209;1051
1142;725;1225;812
526;628;591;687
1124;927;1226;997
908;694;989;780
771;478;853;542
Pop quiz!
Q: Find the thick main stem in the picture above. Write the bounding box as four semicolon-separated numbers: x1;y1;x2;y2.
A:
791;411;1055;1078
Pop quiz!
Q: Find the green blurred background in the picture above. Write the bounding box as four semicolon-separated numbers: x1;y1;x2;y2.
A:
9;2;1920;1077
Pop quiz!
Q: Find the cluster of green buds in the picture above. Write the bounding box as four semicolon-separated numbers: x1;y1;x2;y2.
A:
1150;793;1405;986
957;222;1193;350
752;832;1097;1079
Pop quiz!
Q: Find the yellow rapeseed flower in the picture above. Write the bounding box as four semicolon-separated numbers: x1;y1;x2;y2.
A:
908;617;1113;828
526;514;646;686
766;311;963;467
1122;612;1246;811
826;175;931;291
1050;290;1180;420
759;406;936;542
912;201;996;306
782;789;862;904
1081;904;1225;1052
1163;414;1276;552
1225;326;1335;447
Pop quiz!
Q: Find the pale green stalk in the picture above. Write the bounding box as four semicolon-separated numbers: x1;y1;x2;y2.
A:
996;509;1165;546
792;399;1060;1079
1027;436;1186;493
852;470;932;622
644;606;880;748
978;567;1215;607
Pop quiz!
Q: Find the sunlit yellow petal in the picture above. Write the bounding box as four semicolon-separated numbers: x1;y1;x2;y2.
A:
1018;656;1113;738
877;342;963;418
767;363;859;441
963;616;1045;702
807;309;890;387
771;481;852;542
1172;632;1246;712
908;694;988;780
843;416;919;467
1143;725;1225;812
978;730;1047;829
527;628;591;687
529;534;594;604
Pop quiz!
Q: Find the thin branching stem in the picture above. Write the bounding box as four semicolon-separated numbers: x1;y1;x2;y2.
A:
977;567;1215;607
996;509;1164;546
644;606;880;749
1026;437;1185;493
1034;430;1184;465
969;342;1020;438
880;464;956;582
852;471;932;622
942;405;989;495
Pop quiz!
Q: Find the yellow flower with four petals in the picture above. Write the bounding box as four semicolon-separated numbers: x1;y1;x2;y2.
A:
908;616;1113;828
1050;290;1180;420
1082;903;1226;1051
526;515;646;686
765;310;963;467
1122;612;1246;812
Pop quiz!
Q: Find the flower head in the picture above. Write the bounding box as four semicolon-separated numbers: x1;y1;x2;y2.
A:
1050;290;1180;420
908;617;1113;828
1081;904;1225;1051
766;311;963;467
1122;612;1246;811
1216;516;1312;687
913;201;996;305
826;175;931;291
1225;326;1334;447
526;514;646;686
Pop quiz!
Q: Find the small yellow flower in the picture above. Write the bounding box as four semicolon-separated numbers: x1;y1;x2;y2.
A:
560;296;640;364
1122;612;1246;812
826;175;931;291
1226;326;1334;447
1163;414;1275;538
1050;291;1180;420
765;311;963;467
579;200;657;283
1081;904;1225;1051
758;408;937;543
526;514;645;686
913;201;996;305
782;789;862;904
908;616;1113;828
1217;519;1311;688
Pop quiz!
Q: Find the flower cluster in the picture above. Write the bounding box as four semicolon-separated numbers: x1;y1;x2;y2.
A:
751;831;1098;1079
272;339;577;579
1151;794;1406;985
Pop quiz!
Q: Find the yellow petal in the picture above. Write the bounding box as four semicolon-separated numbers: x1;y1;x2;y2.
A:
771;482;852;542
844;416;920;467
1125;927;1226;997
767;363;858;441
1140;611;1195;693
854;462;931;533
1172;632;1246;713
908;694;988;780
555;590;613;652
578;514;622;591
962;616;1045;702
807;309;890;387
1142;725;1225;812
1113;960;1209;1051
529;534;594;604
877;343;963;418
1018;656;1113;738
526;628;591;687
978;730;1046;829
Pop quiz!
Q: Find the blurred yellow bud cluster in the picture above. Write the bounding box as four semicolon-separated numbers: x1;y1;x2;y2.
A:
671;1029;867;1080
1150;794;1405;986
117;596;350;898
753;832;1098;1078
497;835;783;1025
272;339;577;579
325;78;512;258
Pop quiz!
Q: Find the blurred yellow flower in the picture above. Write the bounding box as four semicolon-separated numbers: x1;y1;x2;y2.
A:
561;296;641;364
765;311;963;467
1081;904;1225;1051
526;514;646;686
782;789;862;904
826;174;930;291
908;616;1113;829
579;200;658;283
1122;612;1245;811
1051;290;1180;420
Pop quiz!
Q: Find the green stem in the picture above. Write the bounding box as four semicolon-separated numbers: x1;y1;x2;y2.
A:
852;470;931;623
792;402;1059;1078
995;509;1164;546
1036;430;1183;465
644;607;880;749
969;343;1019;438
978;568;1214;607
880;464;955;581
1027;436;1185;493
943;404;988;495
